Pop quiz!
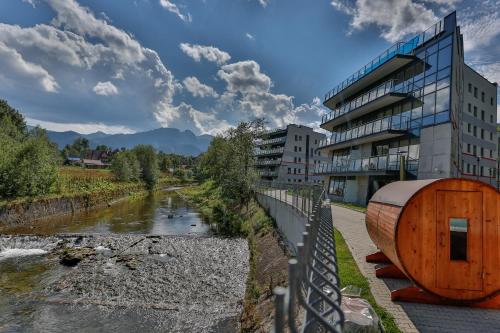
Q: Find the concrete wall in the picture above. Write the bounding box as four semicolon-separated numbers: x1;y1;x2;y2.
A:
255;192;307;254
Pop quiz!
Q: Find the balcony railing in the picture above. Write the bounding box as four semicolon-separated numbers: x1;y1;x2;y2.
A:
324;17;443;102
255;158;282;166
259;170;279;177
255;147;284;156
314;155;418;174
321;79;410;125
318;115;409;149
256;136;287;146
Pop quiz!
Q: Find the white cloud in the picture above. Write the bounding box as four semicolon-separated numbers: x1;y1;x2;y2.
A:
0;41;58;92
179;43;231;65
23;0;37;8
461;11;500;52
93;81;118;96
258;0;269;7
217;60;271;94
182;76;218;98
245;33;255;40
26;117;135;134
0;0;180;131
331;0;438;43
159;0;192;23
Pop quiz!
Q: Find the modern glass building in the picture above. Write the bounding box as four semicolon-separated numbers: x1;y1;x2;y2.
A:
315;12;498;204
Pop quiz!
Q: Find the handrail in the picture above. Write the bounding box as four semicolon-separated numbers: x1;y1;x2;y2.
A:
318;115;410;148
255;181;344;332
324;17;443;102
254;146;285;156
255;158;282;166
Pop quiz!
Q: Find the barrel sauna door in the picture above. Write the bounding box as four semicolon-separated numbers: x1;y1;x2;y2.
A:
436;191;483;291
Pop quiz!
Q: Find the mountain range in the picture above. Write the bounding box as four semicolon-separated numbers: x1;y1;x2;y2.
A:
42;127;213;156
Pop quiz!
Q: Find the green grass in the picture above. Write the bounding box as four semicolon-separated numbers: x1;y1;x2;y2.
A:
331;201;367;213
335;229;402;333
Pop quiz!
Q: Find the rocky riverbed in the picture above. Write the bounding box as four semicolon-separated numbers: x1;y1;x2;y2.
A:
0;234;249;332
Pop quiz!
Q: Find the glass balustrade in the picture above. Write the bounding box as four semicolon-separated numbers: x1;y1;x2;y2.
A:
256;136;287;146
254;147;284;156
324;18;443;102
255;158;282;166
321;78;415;125
318;115;409;148
314;155;418;174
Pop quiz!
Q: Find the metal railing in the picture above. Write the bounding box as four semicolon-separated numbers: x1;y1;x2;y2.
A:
314;154;418;175
255;182;344;332
255;147;285;156
324;17;444;102
318;115;410;149
255;158;282;166
256;136;287;146
259;170;279;177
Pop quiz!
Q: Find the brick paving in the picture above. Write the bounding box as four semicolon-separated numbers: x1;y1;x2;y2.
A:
331;204;500;333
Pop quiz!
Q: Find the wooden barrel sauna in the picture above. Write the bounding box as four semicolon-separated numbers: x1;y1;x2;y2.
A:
366;178;499;304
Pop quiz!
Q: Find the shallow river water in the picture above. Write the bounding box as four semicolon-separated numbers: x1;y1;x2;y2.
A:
0;189;247;333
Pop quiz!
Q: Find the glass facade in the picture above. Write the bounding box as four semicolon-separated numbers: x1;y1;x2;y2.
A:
322;27;454;198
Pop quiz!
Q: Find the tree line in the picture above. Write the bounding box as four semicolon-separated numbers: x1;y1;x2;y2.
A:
0;99;196;199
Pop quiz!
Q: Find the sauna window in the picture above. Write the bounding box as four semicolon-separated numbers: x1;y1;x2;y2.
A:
449;218;468;261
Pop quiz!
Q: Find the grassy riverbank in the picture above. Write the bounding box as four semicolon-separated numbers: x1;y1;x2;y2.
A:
0;166;186;210
335;229;402;333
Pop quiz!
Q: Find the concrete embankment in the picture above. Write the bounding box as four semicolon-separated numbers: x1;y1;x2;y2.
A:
0;234;249;332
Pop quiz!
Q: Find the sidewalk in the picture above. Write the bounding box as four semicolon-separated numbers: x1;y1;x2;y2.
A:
332;205;500;333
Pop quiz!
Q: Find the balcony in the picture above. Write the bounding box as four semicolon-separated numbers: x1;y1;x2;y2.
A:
321;79;412;130
255;147;284;156
255;158;282;166
318;115;409;151
255;136;287;146
324;18;444;108
314;155;418;176
259;170;279;177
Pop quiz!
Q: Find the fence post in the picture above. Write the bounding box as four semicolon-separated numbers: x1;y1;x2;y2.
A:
274;287;287;333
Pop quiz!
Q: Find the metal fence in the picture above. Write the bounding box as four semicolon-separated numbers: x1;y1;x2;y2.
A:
255;182;344;333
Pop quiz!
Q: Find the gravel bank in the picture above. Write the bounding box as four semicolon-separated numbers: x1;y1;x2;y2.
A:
0;234;249;332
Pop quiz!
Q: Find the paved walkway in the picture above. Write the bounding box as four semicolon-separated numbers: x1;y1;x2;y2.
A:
331;204;500;333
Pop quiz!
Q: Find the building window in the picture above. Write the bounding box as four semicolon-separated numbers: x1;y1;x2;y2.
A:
481;129;484;140
481;92;485;102
491;97;494;106
473;126;477;137
288;168;291;174
293;168;296;174
299;135;302;141
467;164;471;173
490;132;493;141
481;110;485;121
298;147;302;152
480;147;484;156
480;166;484;176
468;103;471;112
294;135;298;141
474;87;478;98
314;139;318;144
294;146;297;152
473;145;477;155
467;123;471;133
467;143;471;153
468;83;472;93
298;169;301;174
473;164;476;175
293;157;297;163
450;218;468;261
288;179;291;182
490;150;493;158
490;114;494;124
473;106;477;117
298;157;301;163
310;148;314;157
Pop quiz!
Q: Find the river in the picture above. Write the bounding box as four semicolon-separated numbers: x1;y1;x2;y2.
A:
0;189;248;333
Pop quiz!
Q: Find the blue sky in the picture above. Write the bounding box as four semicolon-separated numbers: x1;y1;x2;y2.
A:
0;0;498;135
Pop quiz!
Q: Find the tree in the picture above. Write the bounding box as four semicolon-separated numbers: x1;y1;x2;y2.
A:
133;145;159;189
199;119;265;209
63;137;90;158
111;151;140;182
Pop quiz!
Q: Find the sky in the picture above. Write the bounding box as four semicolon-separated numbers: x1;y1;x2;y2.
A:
0;0;498;135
